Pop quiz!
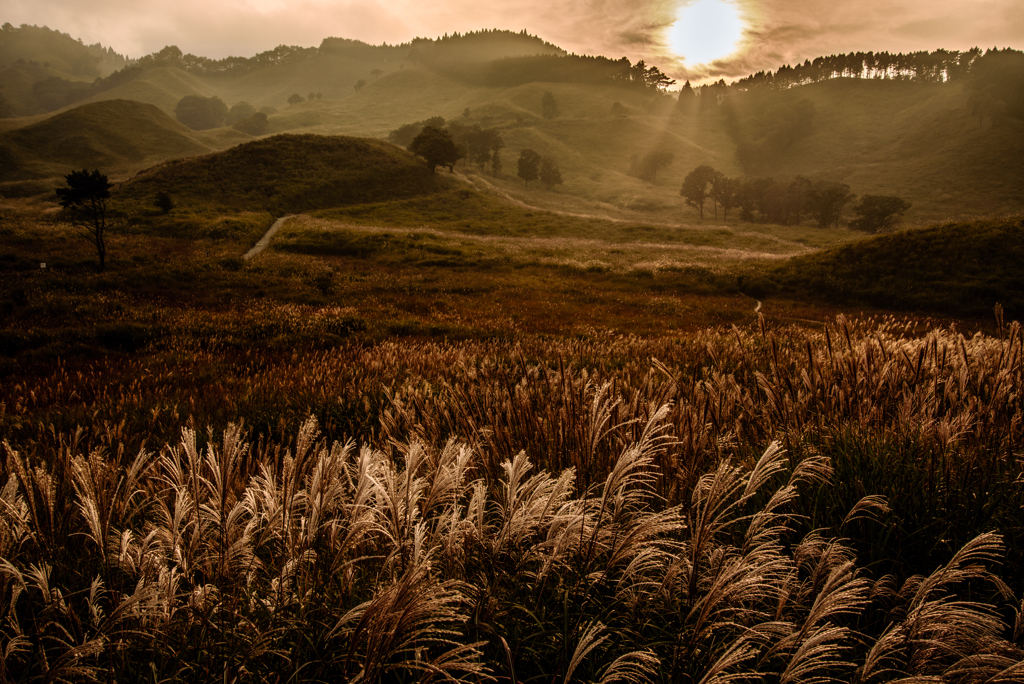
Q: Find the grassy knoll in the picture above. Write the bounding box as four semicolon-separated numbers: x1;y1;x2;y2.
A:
0;99;211;183
771;215;1024;319
115;133;452;216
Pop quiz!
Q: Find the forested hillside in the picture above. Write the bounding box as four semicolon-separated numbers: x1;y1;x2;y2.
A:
0;24;128;117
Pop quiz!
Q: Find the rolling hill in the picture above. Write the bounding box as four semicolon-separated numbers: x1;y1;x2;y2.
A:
770;215;1024;318
115;133;453;214
0;99;211;182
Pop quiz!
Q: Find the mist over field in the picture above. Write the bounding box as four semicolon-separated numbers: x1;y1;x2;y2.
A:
0;19;1023;683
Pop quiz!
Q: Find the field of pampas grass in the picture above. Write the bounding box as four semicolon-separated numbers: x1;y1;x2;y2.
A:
1;314;1023;681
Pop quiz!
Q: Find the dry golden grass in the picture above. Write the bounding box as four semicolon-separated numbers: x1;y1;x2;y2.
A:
0;315;1022;681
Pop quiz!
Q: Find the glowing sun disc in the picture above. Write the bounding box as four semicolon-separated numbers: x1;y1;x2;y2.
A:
668;0;745;65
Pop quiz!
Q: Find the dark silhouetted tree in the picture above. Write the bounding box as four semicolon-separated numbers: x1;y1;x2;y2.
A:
850;195;911;233
56;169;112;271
680;165;718;218
807;181;856;228
540;157;563;190
677;80;695;105
541;91;558;119
287;93;304;105
408;125;462;172
174;95;228;130
354;79;367;92
517;149;542;187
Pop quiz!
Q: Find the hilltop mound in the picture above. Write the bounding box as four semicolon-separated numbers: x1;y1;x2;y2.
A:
0;99;210;181
771;216;1024;318
117;133;452;214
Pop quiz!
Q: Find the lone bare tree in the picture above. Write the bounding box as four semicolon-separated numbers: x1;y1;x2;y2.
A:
56;169;113;271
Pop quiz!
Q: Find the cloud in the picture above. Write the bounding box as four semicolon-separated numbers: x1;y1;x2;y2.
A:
4;0;1022;82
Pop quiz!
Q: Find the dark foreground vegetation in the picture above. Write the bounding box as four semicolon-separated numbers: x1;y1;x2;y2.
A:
1;313;1023;682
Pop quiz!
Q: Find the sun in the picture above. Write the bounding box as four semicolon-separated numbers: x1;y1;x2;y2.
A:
668;0;746;66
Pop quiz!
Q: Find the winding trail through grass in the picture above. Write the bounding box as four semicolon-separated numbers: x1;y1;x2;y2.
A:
244;215;297;260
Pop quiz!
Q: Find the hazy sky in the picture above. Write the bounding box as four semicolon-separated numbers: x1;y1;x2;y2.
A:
6;0;1023;82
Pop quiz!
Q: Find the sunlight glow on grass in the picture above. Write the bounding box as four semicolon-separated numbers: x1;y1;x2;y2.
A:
668;0;746;65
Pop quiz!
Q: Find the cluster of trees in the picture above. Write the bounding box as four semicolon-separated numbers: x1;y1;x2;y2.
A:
131;44;319;78
391;116;505;176
406;29;564;67
0;23;127;79
679;165;910;232
733;48;987;91
286;92;322;105
448;120;505;175
173;96;274;133
674;48;1024;127
516;149;562;190
174;95;228;130
408;126;461;173
233;111;269;136
474;53;675;92
398;117;562;190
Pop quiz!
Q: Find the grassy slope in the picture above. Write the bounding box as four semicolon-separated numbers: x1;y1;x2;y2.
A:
772;215;1024;318
115;133;454;215
727;79;1024;221
81;66;221;114
0;99;211;181
213;52;398;111
265;66;478;138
